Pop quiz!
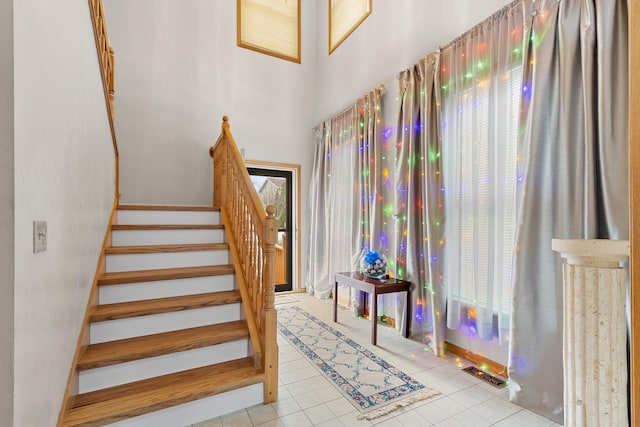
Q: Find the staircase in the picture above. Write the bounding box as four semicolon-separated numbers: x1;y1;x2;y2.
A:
61;205;266;427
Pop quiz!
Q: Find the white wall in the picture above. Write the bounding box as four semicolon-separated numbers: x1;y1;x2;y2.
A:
0;0;14;424
314;0;514;121
12;0;116;424
105;0;318;208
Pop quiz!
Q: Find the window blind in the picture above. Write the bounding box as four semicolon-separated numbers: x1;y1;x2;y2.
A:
443;67;522;316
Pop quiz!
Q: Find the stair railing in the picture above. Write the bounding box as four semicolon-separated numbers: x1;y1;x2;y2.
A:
209;116;279;404
88;0;119;197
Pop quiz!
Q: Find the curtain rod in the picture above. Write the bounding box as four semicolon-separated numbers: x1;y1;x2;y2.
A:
317;82;387;126
438;0;523;53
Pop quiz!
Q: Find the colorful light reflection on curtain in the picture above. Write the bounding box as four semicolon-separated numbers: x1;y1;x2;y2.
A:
440;2;525;347
307;89;383;301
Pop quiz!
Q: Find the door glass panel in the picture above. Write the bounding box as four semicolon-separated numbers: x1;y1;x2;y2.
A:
248;169;292;292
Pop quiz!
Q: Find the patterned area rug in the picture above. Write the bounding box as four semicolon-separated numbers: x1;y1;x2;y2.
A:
274;294;298;305
277;306;440;420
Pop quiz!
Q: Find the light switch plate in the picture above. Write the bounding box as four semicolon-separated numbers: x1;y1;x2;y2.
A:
33;220;47;253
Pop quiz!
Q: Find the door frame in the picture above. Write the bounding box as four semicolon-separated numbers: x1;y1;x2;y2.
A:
629;1;638;423
247;166;293;292
245;160;301;292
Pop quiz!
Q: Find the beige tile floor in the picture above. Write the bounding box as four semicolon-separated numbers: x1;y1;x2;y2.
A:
192;293;561;427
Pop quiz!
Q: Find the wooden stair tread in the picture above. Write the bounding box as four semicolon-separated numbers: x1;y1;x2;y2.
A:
98;265;235;286
105;243;228;255
118;204;218;211
90;290;241;322
78;320;249;370
111;224;224;230
63;358;263;427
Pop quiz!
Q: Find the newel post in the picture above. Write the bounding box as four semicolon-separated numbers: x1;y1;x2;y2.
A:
262;205;279;403
210;116;230;209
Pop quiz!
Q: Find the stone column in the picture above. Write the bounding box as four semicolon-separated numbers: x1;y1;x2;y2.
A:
552;239;629;427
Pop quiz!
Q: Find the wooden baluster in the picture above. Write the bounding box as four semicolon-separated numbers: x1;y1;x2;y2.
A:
248;226;254;294
254;231;260;310
262;205;278;403
108;47;115;111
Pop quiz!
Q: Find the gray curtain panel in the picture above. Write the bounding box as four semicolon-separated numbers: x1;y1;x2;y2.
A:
396;54;447;356
508;0;629;423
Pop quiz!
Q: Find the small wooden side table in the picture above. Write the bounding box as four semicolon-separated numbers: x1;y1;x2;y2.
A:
333;272;412;345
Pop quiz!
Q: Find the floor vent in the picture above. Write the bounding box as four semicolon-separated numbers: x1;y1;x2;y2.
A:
462;366;507;389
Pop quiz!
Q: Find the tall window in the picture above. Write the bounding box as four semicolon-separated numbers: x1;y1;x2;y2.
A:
328;0;371;54
440;5;524;345
237;0;301;63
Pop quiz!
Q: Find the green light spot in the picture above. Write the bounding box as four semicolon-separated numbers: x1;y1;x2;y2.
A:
429;148;441;163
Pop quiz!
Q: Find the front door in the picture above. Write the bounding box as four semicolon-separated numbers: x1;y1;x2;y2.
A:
248;167;293;292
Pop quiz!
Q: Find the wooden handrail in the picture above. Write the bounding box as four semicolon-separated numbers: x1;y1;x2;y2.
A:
88;0;119;198
210;116;279;403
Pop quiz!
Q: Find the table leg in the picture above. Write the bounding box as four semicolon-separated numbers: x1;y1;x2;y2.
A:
333;281;338;322
405;290;411;338
371;291;377;345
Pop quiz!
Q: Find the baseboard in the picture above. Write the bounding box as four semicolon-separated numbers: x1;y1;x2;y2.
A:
56;196;119;427
445;341;508;378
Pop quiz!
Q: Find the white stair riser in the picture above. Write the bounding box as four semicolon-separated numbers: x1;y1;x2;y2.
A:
90;304;244;343
106;383;264;427
117;210;219;225
99;275;235;304
112;229;224;246
106;250;229;272
79;340;251;393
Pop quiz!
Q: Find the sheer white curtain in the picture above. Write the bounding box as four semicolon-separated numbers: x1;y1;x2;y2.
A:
327;106;362;301
440;3;525;346
306;121;332;298
307;90;383;301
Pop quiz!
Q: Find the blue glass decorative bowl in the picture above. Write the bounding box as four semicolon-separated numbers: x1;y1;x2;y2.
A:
360;250;388;279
